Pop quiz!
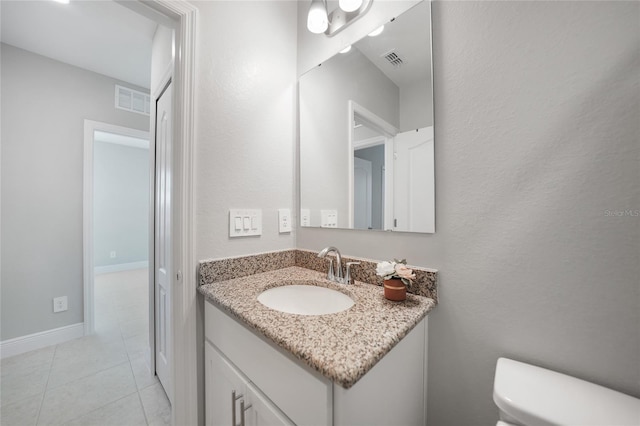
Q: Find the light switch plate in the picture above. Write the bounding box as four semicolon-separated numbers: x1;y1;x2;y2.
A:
321;209;338;228
278;209;292;233
300;209;311;227
229;209;262;237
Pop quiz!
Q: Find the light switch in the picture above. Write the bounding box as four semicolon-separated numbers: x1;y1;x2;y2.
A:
229;209;262;237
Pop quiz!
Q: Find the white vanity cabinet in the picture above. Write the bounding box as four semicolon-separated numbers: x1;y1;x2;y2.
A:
204;300;428;425
205;341;294;426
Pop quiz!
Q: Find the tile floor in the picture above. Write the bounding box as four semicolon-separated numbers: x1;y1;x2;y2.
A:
1;268;171;426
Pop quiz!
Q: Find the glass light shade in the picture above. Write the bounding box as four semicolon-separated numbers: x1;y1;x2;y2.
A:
368;25;384;37
339;0;362;12
340;45;352;54
307;0;328;34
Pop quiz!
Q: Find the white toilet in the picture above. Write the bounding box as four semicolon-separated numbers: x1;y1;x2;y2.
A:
493;357;640;426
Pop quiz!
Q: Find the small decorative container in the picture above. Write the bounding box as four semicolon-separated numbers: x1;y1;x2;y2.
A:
384;278;407;301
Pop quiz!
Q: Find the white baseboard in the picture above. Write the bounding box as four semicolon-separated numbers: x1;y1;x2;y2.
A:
94;261;149;275
0;323;85;359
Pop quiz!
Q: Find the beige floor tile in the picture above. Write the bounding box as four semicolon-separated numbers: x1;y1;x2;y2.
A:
0;365;50;407
0;395;42;426
38;362;136;425
120;319;149;340
140;382;171;426
129;354;159;391
47;337;128;389
124;333;149;359
62;393;146;426
94;314;123;337
1;346;55;378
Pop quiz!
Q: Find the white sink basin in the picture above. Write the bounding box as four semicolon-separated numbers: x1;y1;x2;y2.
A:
257;284;354;315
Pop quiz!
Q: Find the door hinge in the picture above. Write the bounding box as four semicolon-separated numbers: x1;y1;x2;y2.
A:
176;270;182;282
394;219;397;227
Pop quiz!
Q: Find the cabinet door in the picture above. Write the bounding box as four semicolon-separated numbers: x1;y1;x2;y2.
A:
205;341;250;426
245;382;295;426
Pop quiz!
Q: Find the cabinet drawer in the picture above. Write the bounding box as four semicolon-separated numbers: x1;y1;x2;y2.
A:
205;301;332;426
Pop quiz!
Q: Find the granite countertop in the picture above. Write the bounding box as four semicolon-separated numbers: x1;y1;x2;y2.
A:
198;266;436;388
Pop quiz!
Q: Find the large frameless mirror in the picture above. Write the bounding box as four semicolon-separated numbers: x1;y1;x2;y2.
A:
299;0;434;233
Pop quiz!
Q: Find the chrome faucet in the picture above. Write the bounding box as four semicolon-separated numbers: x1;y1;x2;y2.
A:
317;246;344;283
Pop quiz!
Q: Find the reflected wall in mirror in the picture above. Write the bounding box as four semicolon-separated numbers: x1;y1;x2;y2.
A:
299;0;434;233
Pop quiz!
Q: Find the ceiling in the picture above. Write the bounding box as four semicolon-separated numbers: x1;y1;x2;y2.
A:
1;0;157;89
354;1;432;90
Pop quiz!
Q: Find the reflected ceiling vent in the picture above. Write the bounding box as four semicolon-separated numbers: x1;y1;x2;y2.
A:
381;49;404;68
115;85;150;116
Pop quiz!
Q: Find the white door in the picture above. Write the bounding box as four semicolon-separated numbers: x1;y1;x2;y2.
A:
155;81;173;402
353;156;373;230
393;127;434;233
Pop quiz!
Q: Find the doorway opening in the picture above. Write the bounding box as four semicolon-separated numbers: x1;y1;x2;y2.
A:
84;120;151;351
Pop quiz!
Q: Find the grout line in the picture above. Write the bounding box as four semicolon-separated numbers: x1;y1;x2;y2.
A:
58;391;141;425
34;343;57;425
125;353;151;425
138;389;151;426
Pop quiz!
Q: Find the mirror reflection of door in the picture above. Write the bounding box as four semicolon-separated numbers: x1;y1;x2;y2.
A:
393;127;434;233
353;116;388;230
351;109;395;231
353;156;373;229
354;146;385;230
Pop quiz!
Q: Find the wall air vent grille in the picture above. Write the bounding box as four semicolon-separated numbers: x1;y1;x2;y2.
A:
115;85;151;116
382;50;404;68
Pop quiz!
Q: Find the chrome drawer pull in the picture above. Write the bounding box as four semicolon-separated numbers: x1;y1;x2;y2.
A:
240;399;252;426
231;390;243;426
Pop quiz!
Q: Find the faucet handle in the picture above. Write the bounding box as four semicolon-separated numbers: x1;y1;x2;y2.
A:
326;258;335;281
345;262;360;285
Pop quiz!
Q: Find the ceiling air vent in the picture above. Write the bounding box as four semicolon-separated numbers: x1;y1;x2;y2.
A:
115;85;150;116
381;49;404;68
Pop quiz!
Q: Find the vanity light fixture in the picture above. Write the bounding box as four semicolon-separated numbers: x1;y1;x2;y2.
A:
307;0;329;34
339;0;363;13
307;0;373;37
340;45;352;54
368;25;384;37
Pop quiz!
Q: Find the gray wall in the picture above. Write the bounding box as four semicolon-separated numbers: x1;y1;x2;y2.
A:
300;48;399;228
297;1;640;425
192;3;298;423
93;141;149;268
1;43;149;340
194;1;297;261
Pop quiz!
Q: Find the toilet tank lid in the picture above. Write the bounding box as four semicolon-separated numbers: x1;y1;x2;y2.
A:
493;358;640;426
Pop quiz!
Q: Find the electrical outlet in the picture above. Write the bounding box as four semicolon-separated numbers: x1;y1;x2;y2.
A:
278;208;292;233
110;251;116;259
53;296;68;313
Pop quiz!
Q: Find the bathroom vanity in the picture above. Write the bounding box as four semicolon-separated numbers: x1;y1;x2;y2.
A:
199;265;435;425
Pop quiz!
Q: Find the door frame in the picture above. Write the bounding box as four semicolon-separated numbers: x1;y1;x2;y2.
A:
82;120;151;337
82;1;198;425
142;2;198;426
